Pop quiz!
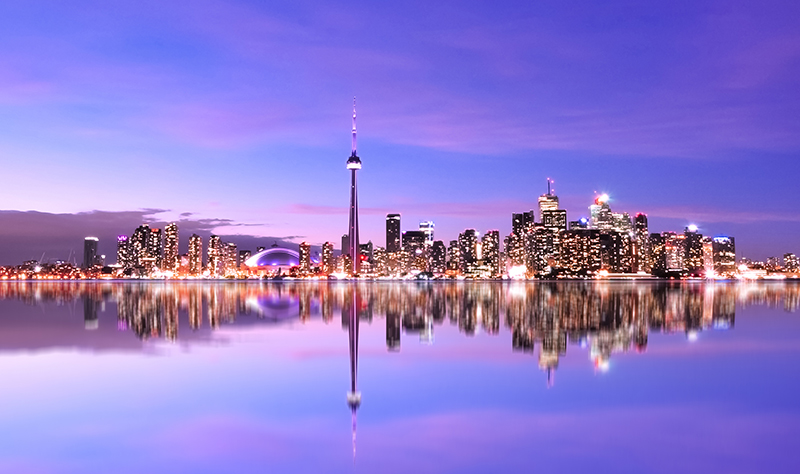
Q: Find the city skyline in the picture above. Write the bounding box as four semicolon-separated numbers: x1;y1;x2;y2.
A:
0;1;799;263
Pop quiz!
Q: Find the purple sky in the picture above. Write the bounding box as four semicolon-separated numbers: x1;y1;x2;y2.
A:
0;0;799;263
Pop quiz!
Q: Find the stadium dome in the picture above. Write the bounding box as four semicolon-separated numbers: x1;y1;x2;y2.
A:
245;247;300;268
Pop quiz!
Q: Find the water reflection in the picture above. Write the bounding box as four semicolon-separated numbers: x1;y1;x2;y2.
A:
1;281;799;373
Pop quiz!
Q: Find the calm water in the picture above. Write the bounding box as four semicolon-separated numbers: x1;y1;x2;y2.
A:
1;281;799;473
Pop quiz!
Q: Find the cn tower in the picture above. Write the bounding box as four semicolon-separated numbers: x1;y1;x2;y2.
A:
346;98;362;275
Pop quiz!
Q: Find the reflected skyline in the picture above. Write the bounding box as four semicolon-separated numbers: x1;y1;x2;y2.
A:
0;281;798;380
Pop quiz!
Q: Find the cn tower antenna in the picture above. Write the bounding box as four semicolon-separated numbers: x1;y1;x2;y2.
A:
351;97;357;156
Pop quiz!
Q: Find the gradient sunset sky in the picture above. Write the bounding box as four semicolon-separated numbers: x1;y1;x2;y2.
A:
0;0;798;263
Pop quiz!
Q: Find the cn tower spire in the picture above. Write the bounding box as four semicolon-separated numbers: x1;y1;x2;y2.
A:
351;97;357;156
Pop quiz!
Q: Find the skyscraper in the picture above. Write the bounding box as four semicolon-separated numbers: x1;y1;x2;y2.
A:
538;178;559;217
346;98;362;275
458;229;478;273
684;225;704;273
148;227;163;271
188;234;202;275
164;223;179;272
386;214;401;252
83;237;99;269
419;221;435;246
712;236;736;275
208;235;222;276
299;242;311;275
633;213;650;272
117;235;131;269
322;242;334;274
481;230;500;277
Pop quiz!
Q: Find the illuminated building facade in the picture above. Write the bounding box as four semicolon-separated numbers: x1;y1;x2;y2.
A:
785;253;799;272
164;223;179;272
148;227;163;270
188;234;202;275
117;235;132;269
481;230;500;277
299;242;311;275
712;236;736;275
208;235;222;276
538;179;559;216
512;211;535;235
650;233;666;274
447;240;460;273
321;242;334;274
386;214;401;252
684;226;704;273
633;213;650;272
430;240;446;274
419;221;435;246
225;242;238;276
458;230;478;273
402;231;426;257
663;232;685;272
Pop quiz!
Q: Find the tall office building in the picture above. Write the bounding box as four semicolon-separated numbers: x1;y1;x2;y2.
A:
83;237;99;269
447;240;461;273
538;178;559;216
148;227;164;270
386;214;401;252
225;242;238;275
481;230;500;277
458;229;479;273
663;232;685;272
512;211;535;235
430;240;446;274
299;242;311;275
419;221;435;246
712;236;736;275
650;233;666;274
541;210;567;230
633;213;650;272
208;235;222;276
684;225;704;272
341;234;350;257
188;234;202;275
346;98;362;275
321;242;334;274
117;235;132;268
402;231;426;256
164;223;179;272
589;195;632;234
131;224;151;267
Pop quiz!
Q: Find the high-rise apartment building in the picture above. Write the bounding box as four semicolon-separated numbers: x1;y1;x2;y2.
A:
188;234;202;275
164;223;179;272
299;242;311;275
633;213;650;272
225;242;238;276
321;242;334;274
386;214;401;252
148;227;163;270
481;230;500;277
208;235;222;276
447;240;461;273
117;235;132;269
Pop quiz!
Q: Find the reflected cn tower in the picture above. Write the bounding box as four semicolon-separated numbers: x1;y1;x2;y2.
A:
346;98;362;275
